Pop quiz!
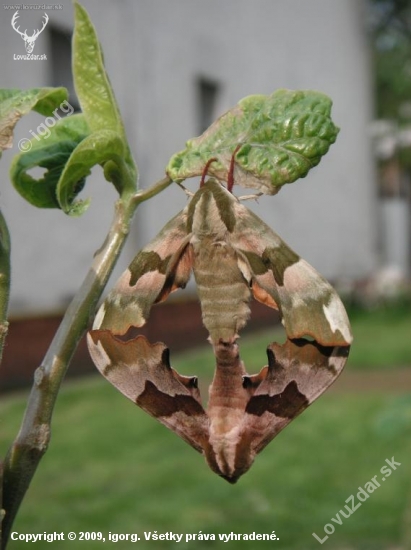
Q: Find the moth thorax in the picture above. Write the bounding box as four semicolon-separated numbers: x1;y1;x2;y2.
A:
191;193;228;238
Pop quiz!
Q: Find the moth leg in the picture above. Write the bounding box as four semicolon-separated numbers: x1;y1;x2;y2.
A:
237;192;263;201
175;181;195;198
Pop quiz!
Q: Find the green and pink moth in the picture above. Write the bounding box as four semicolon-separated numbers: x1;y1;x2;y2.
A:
88;154;352;482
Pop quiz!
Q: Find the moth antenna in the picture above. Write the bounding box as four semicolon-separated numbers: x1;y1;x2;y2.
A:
227;144;241;193
176;181;194;198
200;157;217;187
238;192;263;202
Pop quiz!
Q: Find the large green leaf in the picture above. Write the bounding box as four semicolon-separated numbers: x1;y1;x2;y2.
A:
167;89;339;194
0;87;67;154
10;114;90;210
73;2;137;186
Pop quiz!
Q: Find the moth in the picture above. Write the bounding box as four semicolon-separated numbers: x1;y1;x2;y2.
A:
88;178;352;483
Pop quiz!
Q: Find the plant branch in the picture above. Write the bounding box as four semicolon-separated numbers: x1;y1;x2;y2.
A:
0;208;11;550
134;175;172;203
0;209;11;366
1;175;172;548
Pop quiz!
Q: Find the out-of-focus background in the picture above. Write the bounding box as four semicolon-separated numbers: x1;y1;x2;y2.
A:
0;1;410;548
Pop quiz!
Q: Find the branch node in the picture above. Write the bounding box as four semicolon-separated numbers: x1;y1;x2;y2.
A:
33;365;46;387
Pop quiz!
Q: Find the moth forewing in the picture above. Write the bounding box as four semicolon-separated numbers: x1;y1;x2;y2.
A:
93;209;193;335
274;258;353;346
228;200;353;347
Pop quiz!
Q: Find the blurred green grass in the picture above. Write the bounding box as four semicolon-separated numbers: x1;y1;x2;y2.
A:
0;380;410;549
0;304;410;549
344;303;411;369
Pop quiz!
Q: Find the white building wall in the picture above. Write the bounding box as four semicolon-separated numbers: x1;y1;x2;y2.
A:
0;0;377;316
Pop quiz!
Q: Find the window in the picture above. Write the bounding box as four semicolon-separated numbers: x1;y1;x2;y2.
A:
196;77;220;134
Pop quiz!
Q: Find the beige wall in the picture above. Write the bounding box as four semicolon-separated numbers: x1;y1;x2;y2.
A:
0;0;377;315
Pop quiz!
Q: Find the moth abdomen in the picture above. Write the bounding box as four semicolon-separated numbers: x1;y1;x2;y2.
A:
193;242;251;342
196;280;251;343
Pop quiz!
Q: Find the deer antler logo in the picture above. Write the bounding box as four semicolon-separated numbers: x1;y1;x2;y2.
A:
11;11;49;54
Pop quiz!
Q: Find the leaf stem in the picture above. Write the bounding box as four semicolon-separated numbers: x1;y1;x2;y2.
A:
1;175;172;548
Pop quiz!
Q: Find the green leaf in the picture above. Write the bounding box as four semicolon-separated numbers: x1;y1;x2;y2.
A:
0;87;68;154
10;114;90;210
167;89;339;194
10;113;131;216
8;4;139;216
73;2;137;186
57;130;127;216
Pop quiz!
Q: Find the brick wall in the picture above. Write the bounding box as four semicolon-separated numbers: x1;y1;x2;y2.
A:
0;299;279;393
